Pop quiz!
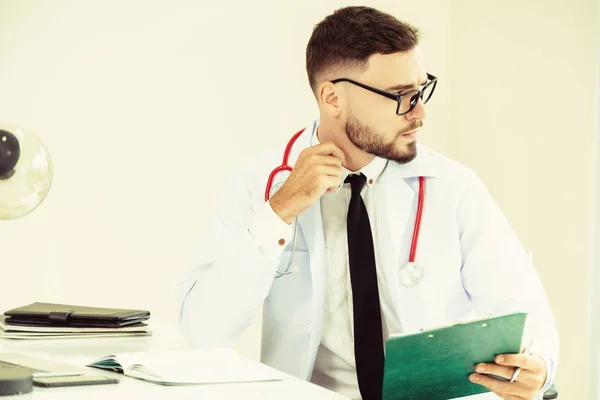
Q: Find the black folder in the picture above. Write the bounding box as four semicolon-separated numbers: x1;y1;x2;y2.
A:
3;303;150;328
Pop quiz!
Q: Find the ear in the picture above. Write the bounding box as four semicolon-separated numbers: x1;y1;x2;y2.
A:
318;81;342;117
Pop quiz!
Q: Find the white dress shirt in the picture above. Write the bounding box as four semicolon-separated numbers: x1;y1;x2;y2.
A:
307;132;400;400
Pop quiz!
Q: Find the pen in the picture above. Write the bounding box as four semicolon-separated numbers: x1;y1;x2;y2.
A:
510;337;535;383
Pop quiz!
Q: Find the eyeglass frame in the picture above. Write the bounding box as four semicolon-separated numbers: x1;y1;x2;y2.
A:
330;73;437;116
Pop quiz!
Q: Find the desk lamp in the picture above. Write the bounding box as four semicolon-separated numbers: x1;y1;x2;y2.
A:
0;124;52;220
0;124;52;396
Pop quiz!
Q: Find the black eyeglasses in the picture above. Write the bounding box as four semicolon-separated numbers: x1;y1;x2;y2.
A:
331;73;437;116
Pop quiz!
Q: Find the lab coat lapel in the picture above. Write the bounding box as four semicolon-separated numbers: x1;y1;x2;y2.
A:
275;121;327;364
298;202;326;355
294;123;326;351
377;164;417;330
378;146;438;333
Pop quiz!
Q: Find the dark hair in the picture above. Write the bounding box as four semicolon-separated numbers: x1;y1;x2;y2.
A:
306;6;420;93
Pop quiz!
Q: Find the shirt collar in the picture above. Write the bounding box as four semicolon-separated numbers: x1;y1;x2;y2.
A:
311;125;388;189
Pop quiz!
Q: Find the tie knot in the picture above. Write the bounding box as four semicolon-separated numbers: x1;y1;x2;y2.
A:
345;173;367;192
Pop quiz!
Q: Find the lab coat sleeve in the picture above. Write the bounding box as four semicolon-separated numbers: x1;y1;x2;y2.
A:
249;200;294;263
457;171;559;389
178;161;292;349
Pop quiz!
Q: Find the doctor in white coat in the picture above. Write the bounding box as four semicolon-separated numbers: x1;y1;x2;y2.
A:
179;6;558;400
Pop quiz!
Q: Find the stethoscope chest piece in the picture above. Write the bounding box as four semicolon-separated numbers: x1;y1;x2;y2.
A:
399;262;424;287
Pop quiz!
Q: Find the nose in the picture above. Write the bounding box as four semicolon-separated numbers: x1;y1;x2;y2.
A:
405;97;427;121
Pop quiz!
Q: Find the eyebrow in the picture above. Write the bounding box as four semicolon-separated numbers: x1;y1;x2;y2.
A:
385;79;428;92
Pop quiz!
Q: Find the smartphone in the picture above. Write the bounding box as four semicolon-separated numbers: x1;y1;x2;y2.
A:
33;374;119;387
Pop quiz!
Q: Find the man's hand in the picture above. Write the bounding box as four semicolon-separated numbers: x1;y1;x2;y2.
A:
469;353;547;400
270;142;345;224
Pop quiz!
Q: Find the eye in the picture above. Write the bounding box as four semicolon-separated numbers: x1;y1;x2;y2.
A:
395;88;418;96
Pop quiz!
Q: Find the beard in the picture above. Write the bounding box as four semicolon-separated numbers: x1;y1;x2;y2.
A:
345;114;422;165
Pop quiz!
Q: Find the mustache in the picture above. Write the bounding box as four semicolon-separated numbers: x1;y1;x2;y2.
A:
399;120;424;135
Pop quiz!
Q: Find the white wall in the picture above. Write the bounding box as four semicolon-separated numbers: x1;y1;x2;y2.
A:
0;1;597;398
0;0;451;357
593;44;600;398
447;1;599;398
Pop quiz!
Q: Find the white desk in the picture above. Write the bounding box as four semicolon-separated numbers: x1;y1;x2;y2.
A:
0;325;348;400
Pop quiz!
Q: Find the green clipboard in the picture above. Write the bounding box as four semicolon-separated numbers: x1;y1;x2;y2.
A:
382;312;527;400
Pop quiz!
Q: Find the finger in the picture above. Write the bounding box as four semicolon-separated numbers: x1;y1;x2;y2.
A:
495;353;544;372
320;176;343;193
511;369;539;387
314;173;342;187
315;165;344;178
469;373;526;397
474;363;538;387
490;390;529;400
474;362;515;380
488;389;525;400
310;142;346;164
489;390;526;400
306;154;344;167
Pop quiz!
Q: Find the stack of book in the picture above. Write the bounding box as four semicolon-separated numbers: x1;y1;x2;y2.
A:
0;302;151;340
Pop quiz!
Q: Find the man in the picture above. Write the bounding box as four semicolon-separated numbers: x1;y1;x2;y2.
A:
178;6;558;400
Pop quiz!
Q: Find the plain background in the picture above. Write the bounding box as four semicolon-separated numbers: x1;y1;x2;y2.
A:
0;0;598;398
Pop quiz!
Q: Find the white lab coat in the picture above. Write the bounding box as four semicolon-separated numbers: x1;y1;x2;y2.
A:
178;120;558;400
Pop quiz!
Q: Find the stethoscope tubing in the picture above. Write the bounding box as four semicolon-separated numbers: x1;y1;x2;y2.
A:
265;127;425;281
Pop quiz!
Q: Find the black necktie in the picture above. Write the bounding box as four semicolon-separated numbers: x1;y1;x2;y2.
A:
345;173;385;400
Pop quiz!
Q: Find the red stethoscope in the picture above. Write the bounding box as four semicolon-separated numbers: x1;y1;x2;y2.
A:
265;127;425;286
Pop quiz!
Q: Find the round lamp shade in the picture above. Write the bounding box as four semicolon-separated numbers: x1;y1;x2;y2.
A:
0;124;53;219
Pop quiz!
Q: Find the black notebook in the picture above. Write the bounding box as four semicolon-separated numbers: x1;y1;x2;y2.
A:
4;303;150;328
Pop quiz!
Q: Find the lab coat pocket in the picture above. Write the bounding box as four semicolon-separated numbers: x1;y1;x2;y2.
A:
274;248;309;278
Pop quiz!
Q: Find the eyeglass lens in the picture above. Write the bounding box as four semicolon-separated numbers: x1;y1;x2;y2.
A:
398;82;435;114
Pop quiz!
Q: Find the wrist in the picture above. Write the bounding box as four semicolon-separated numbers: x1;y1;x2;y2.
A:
269;193;296;225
